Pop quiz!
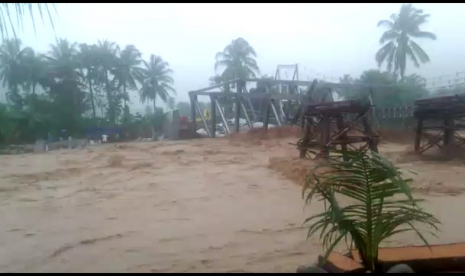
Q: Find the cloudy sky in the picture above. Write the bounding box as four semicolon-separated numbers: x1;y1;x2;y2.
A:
11;3;465;112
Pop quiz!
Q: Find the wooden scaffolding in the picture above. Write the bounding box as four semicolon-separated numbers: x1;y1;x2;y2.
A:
298;100;379;159
414;95;465;154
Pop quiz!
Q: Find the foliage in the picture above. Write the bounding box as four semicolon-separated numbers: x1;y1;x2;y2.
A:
0;37;176;145
303;149;440;272
376;4;436;80
138;54;175;138
337;69;429;108
215;37;260;82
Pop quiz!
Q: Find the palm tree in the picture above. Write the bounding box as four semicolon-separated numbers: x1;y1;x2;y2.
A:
94;39;119;124
214;37;260;82
138;55;175;138
0;39;30;108
304;149;439;272
112;44;143;113
376;4;437;80
0;4;56;40
45;38;85;119
78;43;99;118
22;49;46;96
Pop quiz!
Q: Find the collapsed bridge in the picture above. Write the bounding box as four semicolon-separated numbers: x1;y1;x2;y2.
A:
188;77;382;159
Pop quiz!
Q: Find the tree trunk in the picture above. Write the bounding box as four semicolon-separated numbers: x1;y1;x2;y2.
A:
88;71;96;119
30;82;37;111
151;95;157;140
123;85;127;108
104;71;114;124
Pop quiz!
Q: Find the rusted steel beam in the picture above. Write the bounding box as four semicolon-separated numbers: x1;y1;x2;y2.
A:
190;91;306;101
235;80;243;133
190;94;197;135
292;79;318;126
210;95;216;138
189;79;240;94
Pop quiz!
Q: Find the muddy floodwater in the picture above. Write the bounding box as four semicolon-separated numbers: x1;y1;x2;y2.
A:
2;134;465;272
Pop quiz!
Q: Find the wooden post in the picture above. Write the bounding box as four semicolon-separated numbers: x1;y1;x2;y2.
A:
270;99;282;126
362;113;378;153
286;84;292;123
292;79;317;127
210;95;216;138
263;97;271;131
299;117;311;158
444;113;455;146
368;87;379;130
189;93;197;135
336;115;348;161
235;80;243;133
414;118;423;152
322;114;331;158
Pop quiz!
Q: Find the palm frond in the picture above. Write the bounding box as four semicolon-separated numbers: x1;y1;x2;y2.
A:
409;31;437;40
375;42;395;67
409;40;430;63
377;20;394;28
405;46;420;68
379;30;399;44
303;149;440;272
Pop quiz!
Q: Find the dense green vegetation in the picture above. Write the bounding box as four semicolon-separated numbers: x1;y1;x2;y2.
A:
1;3;462;145
0;38;176;144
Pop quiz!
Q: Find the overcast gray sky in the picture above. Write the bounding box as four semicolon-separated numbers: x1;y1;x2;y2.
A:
12;3;465;111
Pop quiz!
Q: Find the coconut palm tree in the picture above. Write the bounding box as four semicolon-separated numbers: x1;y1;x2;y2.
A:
112;44;143;112
138;55;175;138
22;49;47;96
376;4;437;81
45;38;85;114
78;43;99;118
214;37;260;82
0;39;31;108
95;39;119;124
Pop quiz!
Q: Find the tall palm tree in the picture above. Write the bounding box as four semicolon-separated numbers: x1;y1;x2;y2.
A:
0;39;30;108
78;43;99;118
138;55;175;138
112;44;143;113
95;39;119;124
214;37;260;82
22;49;46;96
376;4;437;81
45;38;84;116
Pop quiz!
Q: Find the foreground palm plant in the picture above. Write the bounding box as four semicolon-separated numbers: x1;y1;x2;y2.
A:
303;149;440;273
0;4;56;39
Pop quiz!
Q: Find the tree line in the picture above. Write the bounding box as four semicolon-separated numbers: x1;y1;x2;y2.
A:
1;3;460;145
0;38;176;144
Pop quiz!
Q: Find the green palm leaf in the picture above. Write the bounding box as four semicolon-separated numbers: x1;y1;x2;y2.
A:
303;149;440;272
214;37;260;81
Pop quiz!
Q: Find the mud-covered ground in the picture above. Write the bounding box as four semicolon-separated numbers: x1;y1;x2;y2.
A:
1;134;465;272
